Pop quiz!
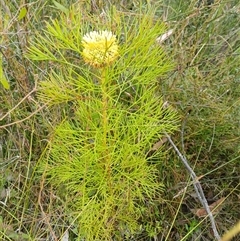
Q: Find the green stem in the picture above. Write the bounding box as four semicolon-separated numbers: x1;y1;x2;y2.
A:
100;68;113;196
101;68;108;151
100;68;115;229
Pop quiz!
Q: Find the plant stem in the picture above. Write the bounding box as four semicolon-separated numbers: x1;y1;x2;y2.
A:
100;68;115;232
101;68;108;153
100;68;113;196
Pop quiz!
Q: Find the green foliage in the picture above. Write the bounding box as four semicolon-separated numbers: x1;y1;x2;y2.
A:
27;6;179;240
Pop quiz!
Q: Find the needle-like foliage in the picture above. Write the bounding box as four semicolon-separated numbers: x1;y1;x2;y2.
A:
27;5;179;240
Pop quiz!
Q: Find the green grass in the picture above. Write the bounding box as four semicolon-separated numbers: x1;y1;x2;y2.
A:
1;0;240;240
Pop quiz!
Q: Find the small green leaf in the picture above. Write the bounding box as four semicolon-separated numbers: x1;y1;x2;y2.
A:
18;7;27;21
52;1;69;14
0;56;10;89
0;75;10;90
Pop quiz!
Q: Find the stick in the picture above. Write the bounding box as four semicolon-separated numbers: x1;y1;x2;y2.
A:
165;133;221;240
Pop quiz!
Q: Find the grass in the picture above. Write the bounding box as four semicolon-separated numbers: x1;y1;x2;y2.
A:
0;0;240;240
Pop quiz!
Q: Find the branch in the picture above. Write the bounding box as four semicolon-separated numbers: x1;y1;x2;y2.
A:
166;133;221;240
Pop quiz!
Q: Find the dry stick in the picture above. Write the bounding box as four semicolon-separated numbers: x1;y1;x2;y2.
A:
165;133;221;241
0;86;37;122
0;102;47;129
38;170;58;241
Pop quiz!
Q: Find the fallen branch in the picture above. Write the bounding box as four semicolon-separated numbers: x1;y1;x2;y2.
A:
165;133;221;240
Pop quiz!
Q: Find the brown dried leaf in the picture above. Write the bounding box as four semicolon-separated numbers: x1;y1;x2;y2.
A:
151;137;168;151
191;197;225;218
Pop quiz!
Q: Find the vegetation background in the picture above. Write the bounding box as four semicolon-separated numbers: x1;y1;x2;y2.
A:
0;0;239;240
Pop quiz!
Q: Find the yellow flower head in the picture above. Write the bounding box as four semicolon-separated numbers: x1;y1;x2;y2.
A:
81;30;119;68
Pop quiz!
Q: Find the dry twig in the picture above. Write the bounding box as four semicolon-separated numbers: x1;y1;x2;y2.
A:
166;133;221;240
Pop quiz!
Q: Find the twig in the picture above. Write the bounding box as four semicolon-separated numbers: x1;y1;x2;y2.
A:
0;103;47;129
165;133;221;240
0;86;37;122
38;169;58;241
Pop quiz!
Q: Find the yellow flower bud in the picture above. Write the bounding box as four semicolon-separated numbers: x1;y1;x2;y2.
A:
81;30;119;68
